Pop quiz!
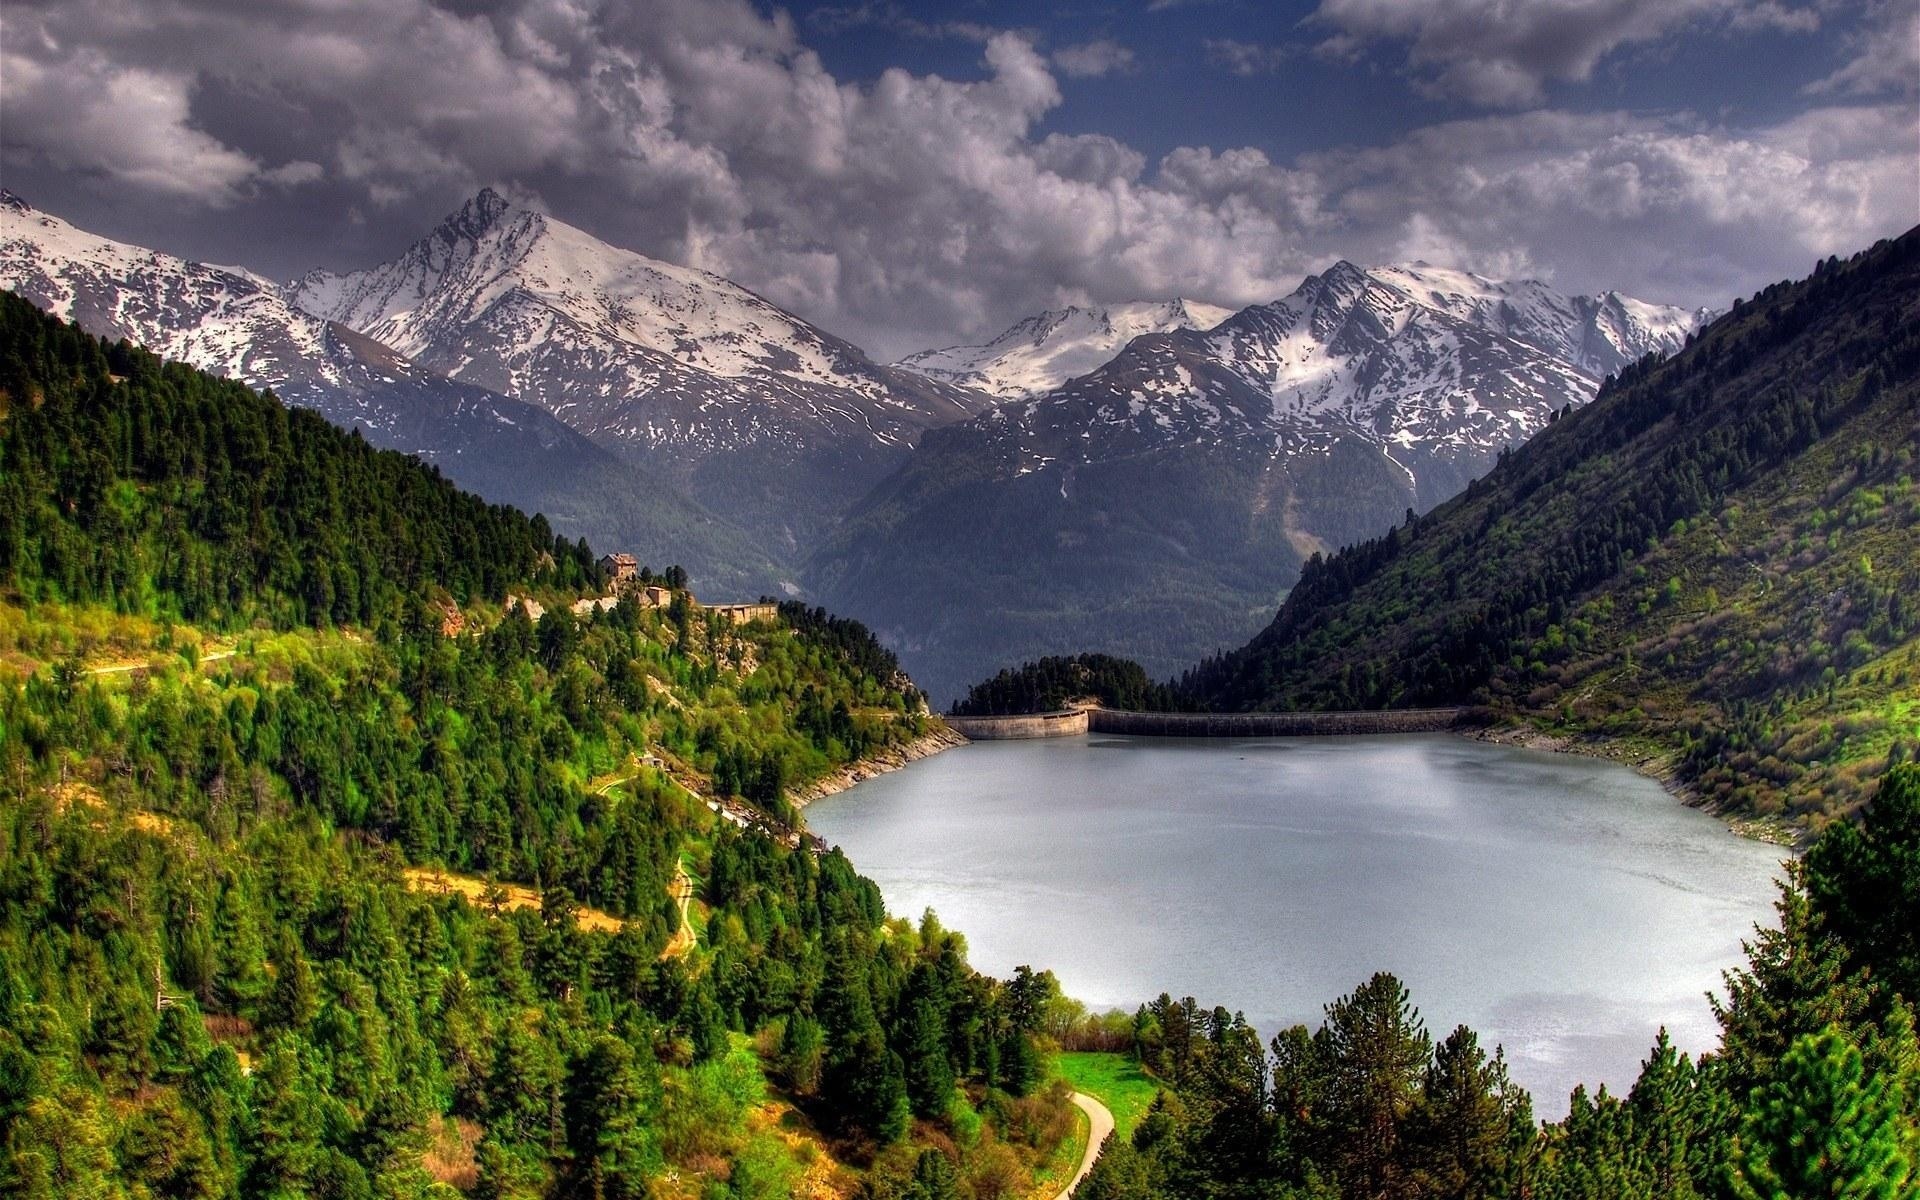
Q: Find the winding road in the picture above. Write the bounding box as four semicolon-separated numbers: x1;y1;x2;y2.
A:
661;862;696;960
1057;1091;1115;1199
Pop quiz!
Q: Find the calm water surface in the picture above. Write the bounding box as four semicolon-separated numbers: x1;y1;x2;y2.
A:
806;733;1785;1116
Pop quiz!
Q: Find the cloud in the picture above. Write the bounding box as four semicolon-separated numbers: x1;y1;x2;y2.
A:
0;44;278;203
1807;0;1920;97
807;3;999;43
1308;0;1824;106
0;0;1910;360
1205;38;1297;76
1052;39;1136;78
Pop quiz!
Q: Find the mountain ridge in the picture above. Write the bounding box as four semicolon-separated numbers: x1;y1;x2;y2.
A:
811;259;1710;702
0;190;787;596
292;188;992;547
1180;230;1920;827
896;297;1234;399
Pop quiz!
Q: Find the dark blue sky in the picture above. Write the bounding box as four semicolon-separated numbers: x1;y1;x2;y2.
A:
786;0;1864;160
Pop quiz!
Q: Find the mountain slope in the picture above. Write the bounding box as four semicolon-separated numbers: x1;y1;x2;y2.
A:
0;293;1096;1198
1182;231;1920;828
811;263;1706;703
896;298;1232;399
0;192;782;595
293;190;989;547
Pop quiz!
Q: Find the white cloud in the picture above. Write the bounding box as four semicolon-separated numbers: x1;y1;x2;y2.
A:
0;47;266;202
1308;0;1824;107
1205;38;1297;76
1052;39;1137;78
0;0;1911;359
1807;0;1920;97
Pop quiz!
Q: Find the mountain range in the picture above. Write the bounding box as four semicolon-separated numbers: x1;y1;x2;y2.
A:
290;189;987;550
0;191;783;595
1;189;1710;696
896;298;1233;399
812;259;1708;700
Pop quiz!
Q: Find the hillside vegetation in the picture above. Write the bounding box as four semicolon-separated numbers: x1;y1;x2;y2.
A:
950;654;1176;716
0;296;1084;1200
1181;231;1920;830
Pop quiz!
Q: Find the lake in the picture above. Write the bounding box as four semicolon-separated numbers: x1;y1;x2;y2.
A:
805;732;1786;1115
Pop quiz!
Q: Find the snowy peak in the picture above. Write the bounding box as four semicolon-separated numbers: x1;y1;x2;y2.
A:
294;189;948;396
292;190;988;543
1365;261;1704;376
0;195;598;463
956;258;1712;482
897;297;1233;399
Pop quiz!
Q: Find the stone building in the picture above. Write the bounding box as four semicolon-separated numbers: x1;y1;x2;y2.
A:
598;553;640;585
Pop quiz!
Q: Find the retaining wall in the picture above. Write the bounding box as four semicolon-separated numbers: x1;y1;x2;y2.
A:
944;709;1091;739
1087;707;1467;737
944;706;1467;740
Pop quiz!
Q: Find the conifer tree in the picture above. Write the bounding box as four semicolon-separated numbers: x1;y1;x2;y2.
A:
1730;1026;1917;1200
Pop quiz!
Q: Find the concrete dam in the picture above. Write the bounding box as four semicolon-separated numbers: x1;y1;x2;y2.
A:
943;706;1471;740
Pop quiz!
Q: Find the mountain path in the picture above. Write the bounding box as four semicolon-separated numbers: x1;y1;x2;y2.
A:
87;648;236;676
661;860;696;961
1056;1092;1115;1199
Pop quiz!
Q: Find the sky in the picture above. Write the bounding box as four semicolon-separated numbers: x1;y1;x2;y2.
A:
1;0;1916;359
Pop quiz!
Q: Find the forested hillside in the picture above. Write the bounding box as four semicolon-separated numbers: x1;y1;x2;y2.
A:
1182;231;1920;829
950;655;1176;717
0;300;1084;1199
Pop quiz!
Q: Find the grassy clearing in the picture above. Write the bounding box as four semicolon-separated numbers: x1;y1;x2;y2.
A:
402;866;626;933
1057;1052;1162;1140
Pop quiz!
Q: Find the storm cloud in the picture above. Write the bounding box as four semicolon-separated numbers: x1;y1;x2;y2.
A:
0;0;1913;358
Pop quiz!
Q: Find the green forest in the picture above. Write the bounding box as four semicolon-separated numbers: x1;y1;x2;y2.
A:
949;655;1174;717
0;293;1083;1200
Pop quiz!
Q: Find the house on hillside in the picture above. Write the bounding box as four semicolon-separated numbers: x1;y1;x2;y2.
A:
711;602;779;624
598;553;640;586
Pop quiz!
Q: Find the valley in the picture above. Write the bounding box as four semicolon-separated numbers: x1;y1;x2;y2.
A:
3;229;1917;1200
3;189;1713;704
4;3;1917;1197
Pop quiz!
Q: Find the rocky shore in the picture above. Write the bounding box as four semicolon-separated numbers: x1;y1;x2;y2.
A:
792;722;970;807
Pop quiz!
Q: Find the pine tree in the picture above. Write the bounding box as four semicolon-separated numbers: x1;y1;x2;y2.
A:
908;1148;960;1200
1730;1026;1917;1200
1319;972;1431;1199
1403;1025;1532;1199
1806;764;1920;999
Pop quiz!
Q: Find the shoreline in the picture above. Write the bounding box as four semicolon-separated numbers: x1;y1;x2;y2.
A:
1462;721;1799;848
791;722;969;808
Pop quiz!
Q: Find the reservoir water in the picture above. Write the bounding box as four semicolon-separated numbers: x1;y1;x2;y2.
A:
806;733;1786;1115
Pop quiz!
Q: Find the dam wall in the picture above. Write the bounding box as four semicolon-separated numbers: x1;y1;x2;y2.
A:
1087;707;1469;737
944;706;1469;740
944;710;1091;739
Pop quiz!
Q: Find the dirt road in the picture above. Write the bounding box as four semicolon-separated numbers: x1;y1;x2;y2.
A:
1057;1092;1115;1198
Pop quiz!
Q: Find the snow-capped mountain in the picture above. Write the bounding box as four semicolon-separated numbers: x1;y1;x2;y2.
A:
1367;262;1711;378
809;261;1712;702
0;192;785;594
936;260;1705;477
896;298;1233;400
292;189;988;545
0;189;564;457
